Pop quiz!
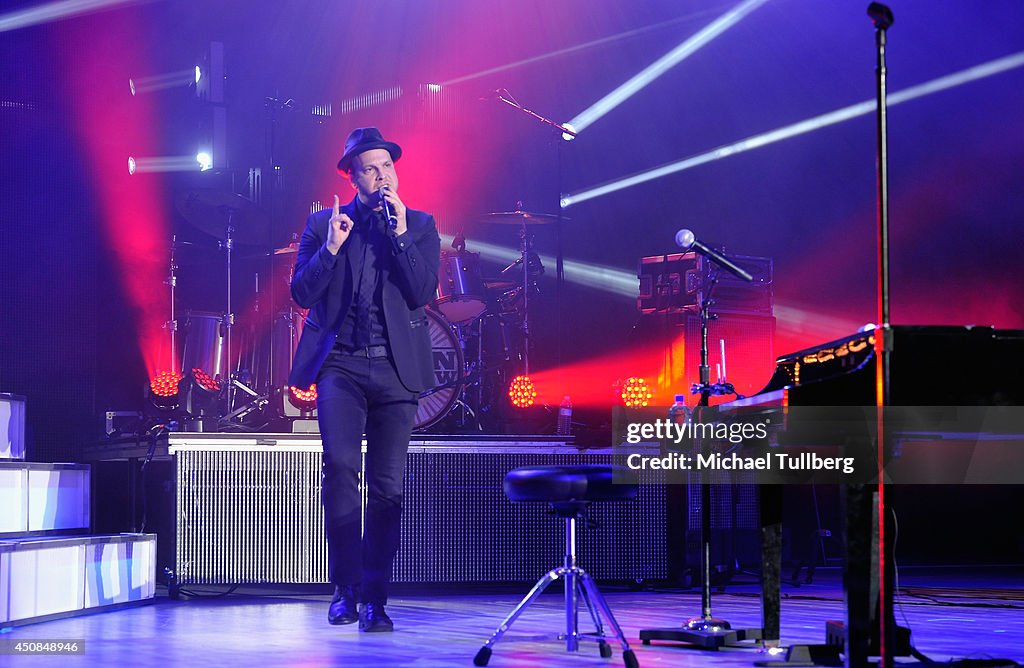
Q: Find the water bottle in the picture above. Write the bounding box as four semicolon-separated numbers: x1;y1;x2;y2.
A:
557;395;573;436
668;394;688;424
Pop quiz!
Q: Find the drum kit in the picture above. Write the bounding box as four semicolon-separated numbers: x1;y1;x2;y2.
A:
166;189;560;433
417;208;557;430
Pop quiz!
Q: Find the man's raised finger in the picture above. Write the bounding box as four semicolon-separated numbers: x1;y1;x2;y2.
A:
333;194;341;217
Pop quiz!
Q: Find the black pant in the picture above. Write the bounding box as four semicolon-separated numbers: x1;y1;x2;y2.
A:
316;350;418;604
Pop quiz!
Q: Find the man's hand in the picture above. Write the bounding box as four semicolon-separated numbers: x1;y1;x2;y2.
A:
326;195;353;254
381;187;408;236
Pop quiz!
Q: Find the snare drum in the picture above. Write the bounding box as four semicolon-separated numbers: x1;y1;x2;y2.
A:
434;250;486;324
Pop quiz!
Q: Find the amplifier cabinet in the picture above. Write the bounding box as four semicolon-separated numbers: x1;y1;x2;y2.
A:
170;437;668;586
397;449;667;584
638;252;773;315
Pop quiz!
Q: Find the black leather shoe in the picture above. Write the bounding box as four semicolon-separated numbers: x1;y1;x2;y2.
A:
328;586;358;625
359;602;394;632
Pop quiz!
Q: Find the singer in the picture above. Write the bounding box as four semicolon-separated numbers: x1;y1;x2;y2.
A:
289;127;440;632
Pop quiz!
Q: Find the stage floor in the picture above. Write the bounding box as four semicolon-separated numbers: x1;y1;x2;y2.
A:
3;568;1022;666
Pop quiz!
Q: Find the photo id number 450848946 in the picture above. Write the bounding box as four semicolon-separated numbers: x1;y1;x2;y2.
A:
0;639;86;655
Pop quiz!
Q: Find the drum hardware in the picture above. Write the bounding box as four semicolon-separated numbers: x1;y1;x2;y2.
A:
219;379;270;424
480;84;572;364
175;189;270;245
480;205;561;376
477;210;563;225
419;219;551;431
164;236;181;374
435;250;488;324
175;189;274;427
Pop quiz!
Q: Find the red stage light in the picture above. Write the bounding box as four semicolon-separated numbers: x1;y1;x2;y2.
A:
508;375;537;409
191;368;221;392
149;370;182;397
289;384;318;407
620;376;653;408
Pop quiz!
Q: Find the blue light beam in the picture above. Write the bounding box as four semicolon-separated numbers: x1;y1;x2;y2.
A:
561;50;1024;208
566;0;769;134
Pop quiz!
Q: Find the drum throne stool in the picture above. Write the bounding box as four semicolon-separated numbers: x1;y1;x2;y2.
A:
473;464;640;668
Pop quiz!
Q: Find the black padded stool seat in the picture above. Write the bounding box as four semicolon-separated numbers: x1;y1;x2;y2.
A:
504;465;638;508
475;464;641;668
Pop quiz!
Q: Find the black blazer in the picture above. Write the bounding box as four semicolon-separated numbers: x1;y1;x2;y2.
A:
287;197;440;392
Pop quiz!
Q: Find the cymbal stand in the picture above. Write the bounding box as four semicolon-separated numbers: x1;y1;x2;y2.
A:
165;236;180;374
450;318;483;431
518;218;531;376
220;209;244;416
492;88;575;372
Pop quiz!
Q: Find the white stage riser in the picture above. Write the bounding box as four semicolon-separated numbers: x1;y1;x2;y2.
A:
0;463;90;535
0;534;156;625
0;394;26;460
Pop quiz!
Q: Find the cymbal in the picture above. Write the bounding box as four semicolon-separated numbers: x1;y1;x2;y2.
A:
273;243;299;255
480;210;566;225
176;189;269;244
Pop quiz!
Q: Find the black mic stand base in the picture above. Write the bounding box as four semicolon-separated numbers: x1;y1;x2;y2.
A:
640;623;762;651
639;289;761;652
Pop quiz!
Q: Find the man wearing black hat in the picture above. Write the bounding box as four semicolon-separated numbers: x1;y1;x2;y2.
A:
289;127;440;632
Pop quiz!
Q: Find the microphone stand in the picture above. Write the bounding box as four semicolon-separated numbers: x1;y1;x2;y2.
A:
493;90;576;372
865;4;897;666
640;271;761;651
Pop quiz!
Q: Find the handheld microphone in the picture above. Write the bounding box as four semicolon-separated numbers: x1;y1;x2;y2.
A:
675;228;754;282
378;186;398;230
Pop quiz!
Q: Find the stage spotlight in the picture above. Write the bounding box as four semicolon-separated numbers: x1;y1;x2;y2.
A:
128;155;207;174
620;377;653;408
148;370;182;409
195;43;224;102
561;122;577;142
196;151;213;171
287;384;318;410
190;367;220;392
128;69;195;95
178;367;223;430
508;375;537;409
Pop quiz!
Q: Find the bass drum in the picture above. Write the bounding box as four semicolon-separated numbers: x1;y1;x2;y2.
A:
414;309;465;431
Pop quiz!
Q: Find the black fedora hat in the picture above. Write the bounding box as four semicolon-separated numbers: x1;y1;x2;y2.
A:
336;127;402;173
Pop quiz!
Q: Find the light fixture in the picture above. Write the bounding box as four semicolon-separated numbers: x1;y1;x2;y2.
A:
508;375;537;409
620;377;653;408
147;370;182;410
288;384;318;410
561;122;577;143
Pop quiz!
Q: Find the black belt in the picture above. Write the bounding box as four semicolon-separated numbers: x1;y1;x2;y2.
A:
337;344;390;359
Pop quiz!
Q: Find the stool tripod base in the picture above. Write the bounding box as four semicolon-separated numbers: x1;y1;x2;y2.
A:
474;564;638;667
